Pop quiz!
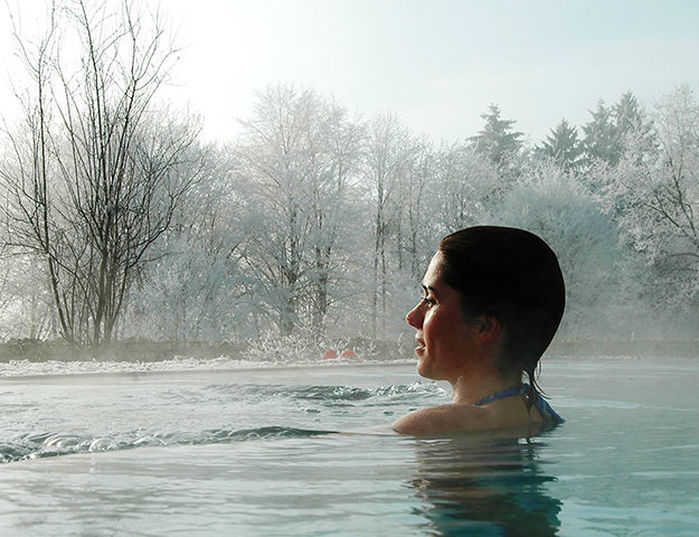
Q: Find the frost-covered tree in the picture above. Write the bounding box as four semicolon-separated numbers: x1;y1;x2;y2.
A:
468;104;524;173
582;92;654;172
536;119;583;174
495;163;624;337
123;144;249;342
582;100;622;168
237;84;362;337
306;101;364;334
0;254;55;340
435;143;499;235
612;91;657;169
362;112;420;339
599;85;698;311
0;0;202;345
614;91;647;138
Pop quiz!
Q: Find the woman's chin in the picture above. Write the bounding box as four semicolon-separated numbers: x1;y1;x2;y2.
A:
416;356;432;379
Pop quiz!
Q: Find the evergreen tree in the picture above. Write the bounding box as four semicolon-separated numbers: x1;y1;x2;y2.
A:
600;85;698;310
614;90;657;159
468;104;524;171
537;118;583;173
583;92;655;170
582;100;622;167
614;91;644;136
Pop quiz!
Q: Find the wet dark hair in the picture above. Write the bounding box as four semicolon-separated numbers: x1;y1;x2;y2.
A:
438;226;565;402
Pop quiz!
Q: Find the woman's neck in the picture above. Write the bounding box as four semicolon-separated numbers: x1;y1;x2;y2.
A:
450;370;520;405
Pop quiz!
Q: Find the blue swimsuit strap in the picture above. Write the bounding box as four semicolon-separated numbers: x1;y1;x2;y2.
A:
472;383;564;424
472;384;525;407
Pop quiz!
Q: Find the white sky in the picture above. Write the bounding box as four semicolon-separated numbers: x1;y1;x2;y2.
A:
2;0;698;145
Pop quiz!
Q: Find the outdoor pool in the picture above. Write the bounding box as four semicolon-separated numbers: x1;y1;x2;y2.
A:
0;355;697;536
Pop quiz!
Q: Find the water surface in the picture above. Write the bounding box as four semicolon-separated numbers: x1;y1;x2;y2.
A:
0;356;697;536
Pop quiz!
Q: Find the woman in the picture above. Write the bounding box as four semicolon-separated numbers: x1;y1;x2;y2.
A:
393;226;565;435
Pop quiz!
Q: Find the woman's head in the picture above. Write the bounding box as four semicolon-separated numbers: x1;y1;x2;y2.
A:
437;226;565;382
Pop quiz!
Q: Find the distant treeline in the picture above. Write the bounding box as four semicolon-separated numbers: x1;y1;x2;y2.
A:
0;1;696;347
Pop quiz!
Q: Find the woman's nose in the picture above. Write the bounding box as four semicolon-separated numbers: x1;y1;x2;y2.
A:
405;303;423;328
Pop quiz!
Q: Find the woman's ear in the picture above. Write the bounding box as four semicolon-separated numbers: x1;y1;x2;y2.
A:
473;314;502;344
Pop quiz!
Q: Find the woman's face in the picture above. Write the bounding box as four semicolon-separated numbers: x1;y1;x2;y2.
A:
405;251;478;381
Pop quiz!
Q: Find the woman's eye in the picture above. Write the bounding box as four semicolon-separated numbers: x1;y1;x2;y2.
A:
421;296;436;306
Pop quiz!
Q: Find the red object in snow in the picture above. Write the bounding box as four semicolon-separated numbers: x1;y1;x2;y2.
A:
322;349;338;360
340;349;356;358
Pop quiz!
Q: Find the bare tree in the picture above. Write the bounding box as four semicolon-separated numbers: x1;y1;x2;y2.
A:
394;138;435;280
1;0;202;344
120;143;248;342
362;113;417;339
237;84;361;337
435;143;499;236
307;100;363;334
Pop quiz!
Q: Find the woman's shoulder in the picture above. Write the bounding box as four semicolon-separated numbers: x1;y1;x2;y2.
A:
392;403;491;435
392;399;545;435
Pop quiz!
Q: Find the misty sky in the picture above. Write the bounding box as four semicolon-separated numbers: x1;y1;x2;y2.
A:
2;0;698;145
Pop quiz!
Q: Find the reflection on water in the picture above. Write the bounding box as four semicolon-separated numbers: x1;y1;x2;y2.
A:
410;433;561;536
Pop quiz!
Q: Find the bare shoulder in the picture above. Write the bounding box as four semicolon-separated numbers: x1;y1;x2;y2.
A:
392;404;491;435
392;400;544;435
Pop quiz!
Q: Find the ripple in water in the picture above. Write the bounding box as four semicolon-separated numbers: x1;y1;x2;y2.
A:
0;426;335;464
